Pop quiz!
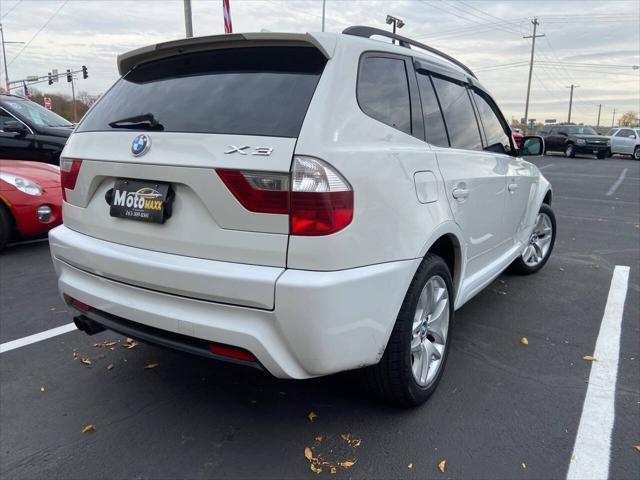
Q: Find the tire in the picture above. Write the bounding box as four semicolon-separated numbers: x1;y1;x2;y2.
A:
509;203;556;275
634;146;640;161
0;204;13;253
564;143;576;158
362;254;454;407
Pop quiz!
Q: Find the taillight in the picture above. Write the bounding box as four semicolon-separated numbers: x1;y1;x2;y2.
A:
290;156;353;236
60;159;82;201
216;169;289;214
215;156;353;236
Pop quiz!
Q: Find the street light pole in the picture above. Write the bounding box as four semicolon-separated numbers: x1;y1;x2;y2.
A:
1;23;10;92
596;104;602;128
566;84;578;124
322;0;326;32
385;15;405;44
184;0;193;38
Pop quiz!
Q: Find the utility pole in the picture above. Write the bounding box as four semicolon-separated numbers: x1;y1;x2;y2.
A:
184;0;193;38
566;84;578;124
611;108;616;128
523;18;545;134
322;0;326;32
0;23;24;92
596;104;602;128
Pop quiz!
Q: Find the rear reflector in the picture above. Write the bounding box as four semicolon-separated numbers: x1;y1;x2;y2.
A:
216;157;353;236
60;159;83;201
67;296;91;312
208;343;257;363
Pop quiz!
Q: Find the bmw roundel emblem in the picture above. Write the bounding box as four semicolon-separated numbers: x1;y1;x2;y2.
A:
131;134;150;156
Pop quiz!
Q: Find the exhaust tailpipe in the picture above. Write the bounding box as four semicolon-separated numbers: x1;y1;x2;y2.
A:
73;316;106;336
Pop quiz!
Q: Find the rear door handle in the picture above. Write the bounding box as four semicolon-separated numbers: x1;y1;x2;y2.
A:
508;183;518;193
452;187;469;200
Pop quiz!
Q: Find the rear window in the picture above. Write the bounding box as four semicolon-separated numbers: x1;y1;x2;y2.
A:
77;47;326;138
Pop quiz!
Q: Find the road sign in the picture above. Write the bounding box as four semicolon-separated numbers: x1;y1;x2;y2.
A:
26;76;38;82
545;119;556;124
44;97;52;110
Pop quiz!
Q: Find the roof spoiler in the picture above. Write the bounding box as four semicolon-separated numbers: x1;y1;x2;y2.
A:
117;32;335;75
342;26;477;79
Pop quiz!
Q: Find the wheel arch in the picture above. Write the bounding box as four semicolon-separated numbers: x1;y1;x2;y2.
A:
418;222;465;300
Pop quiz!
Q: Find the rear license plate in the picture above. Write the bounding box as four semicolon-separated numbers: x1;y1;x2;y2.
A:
109;178;172;224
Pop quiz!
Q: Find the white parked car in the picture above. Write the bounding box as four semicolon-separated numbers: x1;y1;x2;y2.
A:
49;27;554;406
607;127;640;160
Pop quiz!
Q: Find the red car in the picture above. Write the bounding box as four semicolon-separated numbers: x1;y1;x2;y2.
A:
0;159;62;250
512;129;524;150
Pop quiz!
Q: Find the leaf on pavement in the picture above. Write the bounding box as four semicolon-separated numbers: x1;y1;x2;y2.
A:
310;464;322;474
571;455;577;461
144;362;159;369
106;363;114;370
521;462;527;469
80;357;92;367
338;460;356;469
582;355;597;361
634;444;640;453
40;386;45;393
123;338;138;349
314;435;323;442
308;411;318;422
520;337;529;345
438;460;446;473
81;424;95;433
408;463;413;469
330;466;337;474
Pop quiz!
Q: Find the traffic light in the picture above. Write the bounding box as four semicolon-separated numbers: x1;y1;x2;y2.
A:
48;72;53;85
66;69;72;83
81;65;88;79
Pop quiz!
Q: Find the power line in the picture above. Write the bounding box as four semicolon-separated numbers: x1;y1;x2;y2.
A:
8;0;68;66
1;0;23;20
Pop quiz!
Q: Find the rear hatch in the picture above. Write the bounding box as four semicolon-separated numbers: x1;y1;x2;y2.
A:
62;44;327;271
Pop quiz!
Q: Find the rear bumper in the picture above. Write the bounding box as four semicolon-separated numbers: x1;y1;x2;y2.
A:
50;225;418;379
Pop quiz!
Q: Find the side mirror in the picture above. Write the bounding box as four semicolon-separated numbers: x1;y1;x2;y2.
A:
2;120;27;135
520;136;544;156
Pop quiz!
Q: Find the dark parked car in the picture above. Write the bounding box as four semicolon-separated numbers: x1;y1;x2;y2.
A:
539;125;610;159
0;94;73;165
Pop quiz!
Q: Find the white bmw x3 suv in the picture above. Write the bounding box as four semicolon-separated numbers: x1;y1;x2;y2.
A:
49;27;555;406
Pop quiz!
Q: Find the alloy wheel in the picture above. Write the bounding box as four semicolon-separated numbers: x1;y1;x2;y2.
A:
410;275;449;387
522;212;553;267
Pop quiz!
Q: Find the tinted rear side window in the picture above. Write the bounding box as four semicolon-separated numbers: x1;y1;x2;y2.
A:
77;47;326;138
431;77;482;151
416;72;449;147
357;56;411;135
472;91;512;154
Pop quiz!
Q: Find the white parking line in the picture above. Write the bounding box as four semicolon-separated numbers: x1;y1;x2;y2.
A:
0;323;77;354
605;168;627;196
538;164;554;170
567;265;630;480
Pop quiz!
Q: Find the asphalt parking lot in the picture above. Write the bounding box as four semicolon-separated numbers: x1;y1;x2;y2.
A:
1;154;638;480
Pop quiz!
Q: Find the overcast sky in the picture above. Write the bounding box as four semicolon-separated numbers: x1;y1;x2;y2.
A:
2;0;639;125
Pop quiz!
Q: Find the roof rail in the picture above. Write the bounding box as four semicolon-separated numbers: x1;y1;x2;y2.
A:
342;26;477;79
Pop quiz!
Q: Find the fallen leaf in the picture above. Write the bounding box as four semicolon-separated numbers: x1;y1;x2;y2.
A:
81;424;95;433
304;447;314;462
583;355;597;362
338;460;356;469
520;337;529;345
308;411;318;422
498;291;507;296
408;463;413;469
330;466;337;474
341;433;350;442
106;363;114;370
634;444;640;453
571;455;577;461
310;464;322;474
351;438;362;447
144;362;159;369
438;459;446;473
72;352;78;360
315;435;323;442
521;462;527;469
80;357;92;367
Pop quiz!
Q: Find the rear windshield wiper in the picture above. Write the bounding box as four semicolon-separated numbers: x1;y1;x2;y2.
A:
108;113;164;130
